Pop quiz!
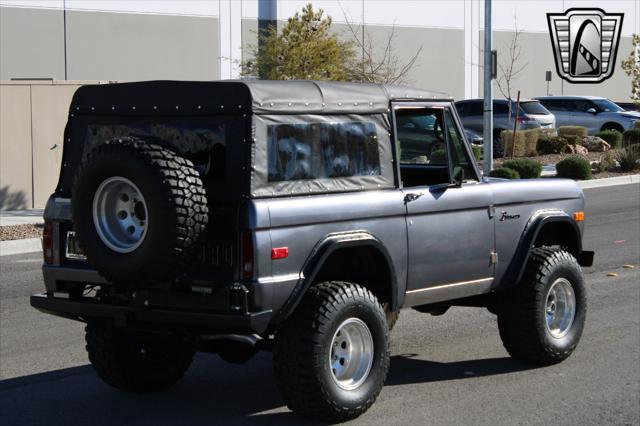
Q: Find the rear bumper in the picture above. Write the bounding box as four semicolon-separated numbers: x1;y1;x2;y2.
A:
30;293;272;334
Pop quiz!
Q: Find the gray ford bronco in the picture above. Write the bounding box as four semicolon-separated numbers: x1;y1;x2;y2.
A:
32;80;594;422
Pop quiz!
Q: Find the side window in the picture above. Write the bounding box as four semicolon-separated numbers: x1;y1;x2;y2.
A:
267;121;380;182
540;99;557;110
396;108;447;166
573;100;592;112
493;103;509;114
443;109;476;181
395;107;449;187
467;102;483;116
395;106;476;188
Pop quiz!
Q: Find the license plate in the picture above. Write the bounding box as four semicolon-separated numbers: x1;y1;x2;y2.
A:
65;231;87;261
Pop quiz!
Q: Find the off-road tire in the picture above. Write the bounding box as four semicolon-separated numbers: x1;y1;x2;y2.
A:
72;137;208;285
85;323;195;392
497;247;586;365
274;281;390;422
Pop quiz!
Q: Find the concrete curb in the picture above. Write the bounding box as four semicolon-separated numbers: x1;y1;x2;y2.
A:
579;174;640;189
0;238;42;256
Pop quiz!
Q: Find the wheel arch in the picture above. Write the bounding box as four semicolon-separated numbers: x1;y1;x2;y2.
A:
500;211;583;289
273;231;398;323
600;122;624;132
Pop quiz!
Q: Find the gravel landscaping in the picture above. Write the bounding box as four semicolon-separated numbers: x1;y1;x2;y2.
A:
494;150;619;167
0;224;44;241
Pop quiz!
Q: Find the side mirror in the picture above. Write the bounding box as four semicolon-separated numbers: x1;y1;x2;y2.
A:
586;108;597;114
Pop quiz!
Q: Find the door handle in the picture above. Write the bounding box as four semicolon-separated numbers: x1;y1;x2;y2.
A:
404;193;423;203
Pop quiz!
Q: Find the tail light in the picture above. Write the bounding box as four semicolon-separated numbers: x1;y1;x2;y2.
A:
42;222;54;264
517;116;533;124
241;231;254;279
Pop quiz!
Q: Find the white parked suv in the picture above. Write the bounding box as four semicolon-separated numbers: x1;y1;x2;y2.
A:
535;96;640;134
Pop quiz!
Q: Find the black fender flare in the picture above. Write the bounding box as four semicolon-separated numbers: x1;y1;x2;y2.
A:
272;230;398;323
500;210;583;289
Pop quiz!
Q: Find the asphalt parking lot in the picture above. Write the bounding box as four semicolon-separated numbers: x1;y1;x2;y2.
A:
1;183;638;425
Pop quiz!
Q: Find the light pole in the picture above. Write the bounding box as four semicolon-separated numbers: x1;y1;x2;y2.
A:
482;0;493;175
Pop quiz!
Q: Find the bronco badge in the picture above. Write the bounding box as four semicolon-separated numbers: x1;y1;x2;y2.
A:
547;8;624;84
500;212;521;222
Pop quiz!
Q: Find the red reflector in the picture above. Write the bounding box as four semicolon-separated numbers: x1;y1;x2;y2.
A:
271;247;289;259
42;222;54;264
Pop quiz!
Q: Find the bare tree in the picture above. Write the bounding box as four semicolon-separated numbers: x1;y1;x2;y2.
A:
341;10;422;84
496;17;529;106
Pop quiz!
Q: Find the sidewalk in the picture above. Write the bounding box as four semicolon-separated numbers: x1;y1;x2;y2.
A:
0;209;44;226
0;209;44;256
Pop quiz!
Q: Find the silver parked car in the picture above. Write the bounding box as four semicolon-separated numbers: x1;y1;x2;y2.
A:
534;96;640;134
455;99;555;157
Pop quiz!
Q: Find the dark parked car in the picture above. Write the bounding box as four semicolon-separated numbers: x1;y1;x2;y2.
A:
455;99;555;157
32;81;592;422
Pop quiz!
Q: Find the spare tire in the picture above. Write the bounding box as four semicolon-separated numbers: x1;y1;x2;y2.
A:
72;137;208;285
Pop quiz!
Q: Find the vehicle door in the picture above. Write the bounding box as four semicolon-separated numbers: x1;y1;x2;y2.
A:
542;99;572;127
393;102;496;306
568;99;600;133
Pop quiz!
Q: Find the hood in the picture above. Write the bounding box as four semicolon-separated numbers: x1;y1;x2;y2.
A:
617;111;640;119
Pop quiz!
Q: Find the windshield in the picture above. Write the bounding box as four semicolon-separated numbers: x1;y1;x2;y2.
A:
519;101;550;115
592;99;624;112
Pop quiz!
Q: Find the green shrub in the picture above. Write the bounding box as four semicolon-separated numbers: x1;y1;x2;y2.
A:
594;152;616;173
617;143;640;171
635;121;640;129
558;126;588;138
594;130;623;148
502;158;542;178
471;145;482;160
429;149;447;164
537;136;569;154
623;129;640;146
489;167;520;179
556;156;592;180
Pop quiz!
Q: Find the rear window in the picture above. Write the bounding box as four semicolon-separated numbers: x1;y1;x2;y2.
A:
520;102;550;115
267;122;380;182
84;122;227;179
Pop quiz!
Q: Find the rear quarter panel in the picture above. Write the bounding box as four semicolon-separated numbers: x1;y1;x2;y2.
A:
249;190;407;315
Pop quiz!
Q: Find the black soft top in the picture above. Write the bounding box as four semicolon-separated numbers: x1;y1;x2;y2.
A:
69;80;449;116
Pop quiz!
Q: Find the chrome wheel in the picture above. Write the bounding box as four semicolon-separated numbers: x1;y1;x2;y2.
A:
545;278;576;338
329;318;374;391
92;176;148;253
